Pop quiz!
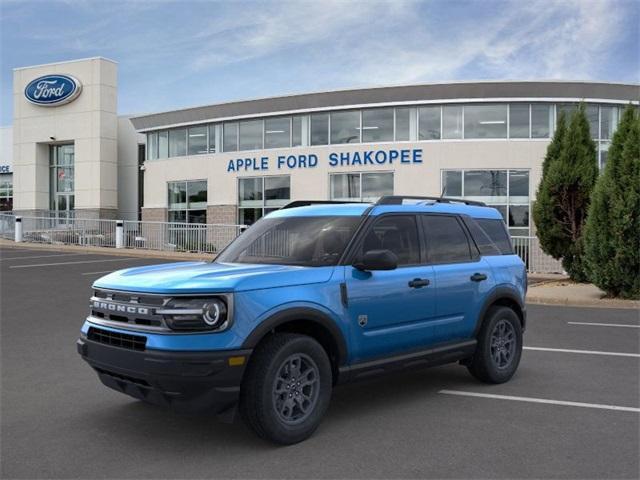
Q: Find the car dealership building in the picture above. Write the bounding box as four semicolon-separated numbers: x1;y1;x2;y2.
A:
5;57;639;236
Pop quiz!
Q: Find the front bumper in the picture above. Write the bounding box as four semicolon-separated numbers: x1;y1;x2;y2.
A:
77;335;251;413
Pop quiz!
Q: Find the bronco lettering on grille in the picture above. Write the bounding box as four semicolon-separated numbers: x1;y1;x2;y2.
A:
91;301;150;315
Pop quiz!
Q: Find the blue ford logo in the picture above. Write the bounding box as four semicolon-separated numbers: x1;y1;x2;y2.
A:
24;74;82;106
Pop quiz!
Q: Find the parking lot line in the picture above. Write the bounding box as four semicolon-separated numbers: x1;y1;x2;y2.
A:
524;346;640;358
9;258;135;269
81;270;116;275
568;321;640;328
1;253;87;261
438;390;640;413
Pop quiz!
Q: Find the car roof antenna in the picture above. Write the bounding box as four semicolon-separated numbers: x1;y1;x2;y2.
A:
440;186;447;199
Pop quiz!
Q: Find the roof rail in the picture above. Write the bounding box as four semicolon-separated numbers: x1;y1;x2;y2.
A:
281;200;365;210
375;195;486;207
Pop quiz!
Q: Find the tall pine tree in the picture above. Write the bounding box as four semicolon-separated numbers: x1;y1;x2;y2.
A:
584;106;640;298
533;105;598;281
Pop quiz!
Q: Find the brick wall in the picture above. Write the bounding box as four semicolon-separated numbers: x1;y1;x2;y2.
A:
141;207;167;223
207;205;237;224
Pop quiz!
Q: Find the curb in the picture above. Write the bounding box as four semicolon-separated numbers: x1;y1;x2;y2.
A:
0;238;215;261
526;296;640;310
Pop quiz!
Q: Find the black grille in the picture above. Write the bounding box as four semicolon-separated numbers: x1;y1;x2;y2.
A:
87;327;146;351
94;367;150;386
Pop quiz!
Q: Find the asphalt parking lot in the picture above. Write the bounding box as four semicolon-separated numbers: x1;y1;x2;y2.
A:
1;245;638;479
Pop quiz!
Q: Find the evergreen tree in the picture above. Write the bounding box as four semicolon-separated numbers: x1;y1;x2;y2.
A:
532;112;567;260
533;104;598;281
584;106;640;298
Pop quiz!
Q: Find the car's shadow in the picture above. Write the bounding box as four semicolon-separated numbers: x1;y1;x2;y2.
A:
79;363;501;450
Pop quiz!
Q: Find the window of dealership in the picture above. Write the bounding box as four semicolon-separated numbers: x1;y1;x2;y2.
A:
145;102;621;170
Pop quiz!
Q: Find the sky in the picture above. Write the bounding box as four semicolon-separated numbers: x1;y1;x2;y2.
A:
1;0;638;126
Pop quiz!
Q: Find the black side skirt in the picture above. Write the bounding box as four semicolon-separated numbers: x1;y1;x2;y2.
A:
337;339;477;384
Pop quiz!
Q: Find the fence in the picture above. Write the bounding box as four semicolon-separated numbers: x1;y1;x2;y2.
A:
0;213;245;255
0;213;15;240
122;220;245;253
511;236;564;274
1;213;564;273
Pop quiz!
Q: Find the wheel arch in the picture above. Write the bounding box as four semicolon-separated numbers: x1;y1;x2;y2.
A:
473;286;526;337
241;307;348;383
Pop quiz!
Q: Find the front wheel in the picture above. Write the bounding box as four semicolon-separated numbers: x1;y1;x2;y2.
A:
467;306;522;384
239;333;332;445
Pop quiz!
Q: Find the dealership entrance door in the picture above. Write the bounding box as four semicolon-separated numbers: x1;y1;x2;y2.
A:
50;144;75;221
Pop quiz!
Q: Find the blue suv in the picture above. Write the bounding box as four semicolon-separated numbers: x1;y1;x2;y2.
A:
77;196;526;444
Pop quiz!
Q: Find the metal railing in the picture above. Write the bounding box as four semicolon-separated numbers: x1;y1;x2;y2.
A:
0;213;15;240
20;216;118;247
122;220;245;253
512;236;564;274
1;213;564;273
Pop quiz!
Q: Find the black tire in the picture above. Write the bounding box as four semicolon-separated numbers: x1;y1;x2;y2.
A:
239;333;332;445
467;306;522;384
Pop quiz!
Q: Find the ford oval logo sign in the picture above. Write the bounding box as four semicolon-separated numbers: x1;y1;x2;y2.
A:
24;74;82;106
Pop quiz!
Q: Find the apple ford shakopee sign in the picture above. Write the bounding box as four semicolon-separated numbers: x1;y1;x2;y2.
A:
24;74;82;106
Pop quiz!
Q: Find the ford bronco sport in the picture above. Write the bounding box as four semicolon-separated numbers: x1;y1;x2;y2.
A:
77;196;526;444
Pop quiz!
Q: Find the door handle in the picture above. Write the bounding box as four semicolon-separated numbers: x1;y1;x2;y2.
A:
408;278;430;288
470;273;488;282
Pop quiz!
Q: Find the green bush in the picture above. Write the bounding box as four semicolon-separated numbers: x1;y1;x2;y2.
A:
533;105;598;281
584;106;640;299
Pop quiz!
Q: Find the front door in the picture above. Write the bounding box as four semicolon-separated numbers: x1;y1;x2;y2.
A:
344;214;436;363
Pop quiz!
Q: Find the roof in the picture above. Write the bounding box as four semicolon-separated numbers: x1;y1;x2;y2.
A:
267;201;504;219
130;81;639;131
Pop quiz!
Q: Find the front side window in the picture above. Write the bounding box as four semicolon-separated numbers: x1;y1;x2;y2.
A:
330;110;360;144
168;180;207;223
265;117;291;149
362;108;393;143
169;128;187;157
358;215;420;266
464;104;507;139
238;176;290;225
187;126;207;155
239;120;263;150
419;106;441;140
330;172;393;202
217;216;360;266
422;215;472;263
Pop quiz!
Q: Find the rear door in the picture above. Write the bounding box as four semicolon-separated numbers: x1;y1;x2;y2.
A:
344;214;436;362
420;214;494;343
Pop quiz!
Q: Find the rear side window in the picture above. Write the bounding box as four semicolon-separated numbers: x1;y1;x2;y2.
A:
464;218;502;256
421;215;472;263
359;215;420;266
476;218;513;254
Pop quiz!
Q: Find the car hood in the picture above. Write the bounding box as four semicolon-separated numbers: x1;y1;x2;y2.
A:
92;261;335;294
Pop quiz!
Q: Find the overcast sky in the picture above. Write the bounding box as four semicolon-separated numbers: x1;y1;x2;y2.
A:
1;0;638;126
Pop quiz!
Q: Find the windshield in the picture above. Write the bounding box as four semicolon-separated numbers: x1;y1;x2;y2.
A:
216;216;361;266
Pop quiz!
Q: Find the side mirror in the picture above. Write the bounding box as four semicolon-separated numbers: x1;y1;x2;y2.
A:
353;249;398;271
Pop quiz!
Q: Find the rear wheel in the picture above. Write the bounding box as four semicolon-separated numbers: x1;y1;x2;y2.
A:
467;306;522;384
239;333;332;444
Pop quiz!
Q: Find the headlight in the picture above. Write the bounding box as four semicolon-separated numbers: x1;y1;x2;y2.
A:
159;297;230;332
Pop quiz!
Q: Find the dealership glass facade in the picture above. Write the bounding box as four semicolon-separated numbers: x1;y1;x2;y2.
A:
49;144;75;218
442;169;530;236
330;172;394;202
167;180;207;223
0;173;12;211
238;176;291;225
146;102;622;169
